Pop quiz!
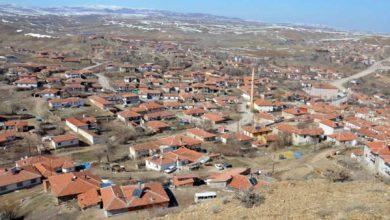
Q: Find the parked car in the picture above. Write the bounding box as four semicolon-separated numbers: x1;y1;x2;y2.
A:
223;162;232;168
215;163;224;170
164;166;177;174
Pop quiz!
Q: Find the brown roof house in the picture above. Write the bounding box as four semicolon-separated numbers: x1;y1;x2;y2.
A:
50;134;79;149
44;171;102;203
101;182;170;217
0;166;42;195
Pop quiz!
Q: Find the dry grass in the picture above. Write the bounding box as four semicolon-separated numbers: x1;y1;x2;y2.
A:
161;179;390;220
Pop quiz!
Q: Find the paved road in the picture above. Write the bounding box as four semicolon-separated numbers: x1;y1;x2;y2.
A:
331;57;390;91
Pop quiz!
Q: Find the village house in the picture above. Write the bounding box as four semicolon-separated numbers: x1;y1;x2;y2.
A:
282;107;308;119
206;168;252;189
100;182;170;217
255;112;276;126
172;174;200;187
220;132;252;145
0;131;17;146
138;89;162;100
344;116;372;130
77;188;102;210
0;166;42;195
16;155;76;177
122;93;140;105
129;142;161;159
158;134;202;151
117;110;142;124
3;120;29;132
44;171;102;203
48;97;85;109
363;142;389;179
202;113;226;124
65;117;101;145
145;147;206;171
143;121;170;133
183;108;206;118
14;78;39;89
318;119;343;135
291;128;324;146
36;88;61;100
50;134;79;149
120;64;137;73
88;95;115;111
274;123;324;146
327;132;358;146
186;128;216;142
64;70;94;79
253;99;284;112
304;83;339;100
143;111;176;122
241;125;272;138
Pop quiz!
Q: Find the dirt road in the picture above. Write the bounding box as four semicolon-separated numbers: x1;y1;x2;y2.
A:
96;73;116;92
82;61;116;92
331;57;390;91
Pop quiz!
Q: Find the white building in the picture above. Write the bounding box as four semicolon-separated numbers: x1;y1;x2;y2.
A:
363;142;389;179
318;119;343;135
50;134;79;149
304;83;338;100
0;167;42;195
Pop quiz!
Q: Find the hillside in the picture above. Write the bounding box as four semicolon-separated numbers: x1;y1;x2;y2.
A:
161;179;390;220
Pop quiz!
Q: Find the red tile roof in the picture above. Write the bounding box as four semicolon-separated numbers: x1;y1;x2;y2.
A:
187;128;216;139
66;117;88;127
202;113;225;122
118;109;141;118
145;121;169;131
228;174;259;190
0;166;41;187
100;182;170;212
77;188;101;209
329;132;357;142
51;134;78;143
366;142;386;154
48;171;102;198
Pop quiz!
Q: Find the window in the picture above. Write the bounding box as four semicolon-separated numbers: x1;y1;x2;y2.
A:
0;186;7;191
17;182;23;187
31;179;37;184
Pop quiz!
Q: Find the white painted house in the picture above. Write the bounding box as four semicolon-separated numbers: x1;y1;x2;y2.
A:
50;134;79;149
363;142;389;179
0;166;42;195
14;78;38;89
318;119;343;135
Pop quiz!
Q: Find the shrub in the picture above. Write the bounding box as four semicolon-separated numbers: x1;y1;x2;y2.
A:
0;204;19;220
222;196;231;205
235;189;265;208
323;169;351;182
210;205;221;214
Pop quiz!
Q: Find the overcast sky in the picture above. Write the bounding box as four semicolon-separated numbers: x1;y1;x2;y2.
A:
1;0;389;33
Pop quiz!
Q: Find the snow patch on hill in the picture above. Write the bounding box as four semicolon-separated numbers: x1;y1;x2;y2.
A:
24;33;55;38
